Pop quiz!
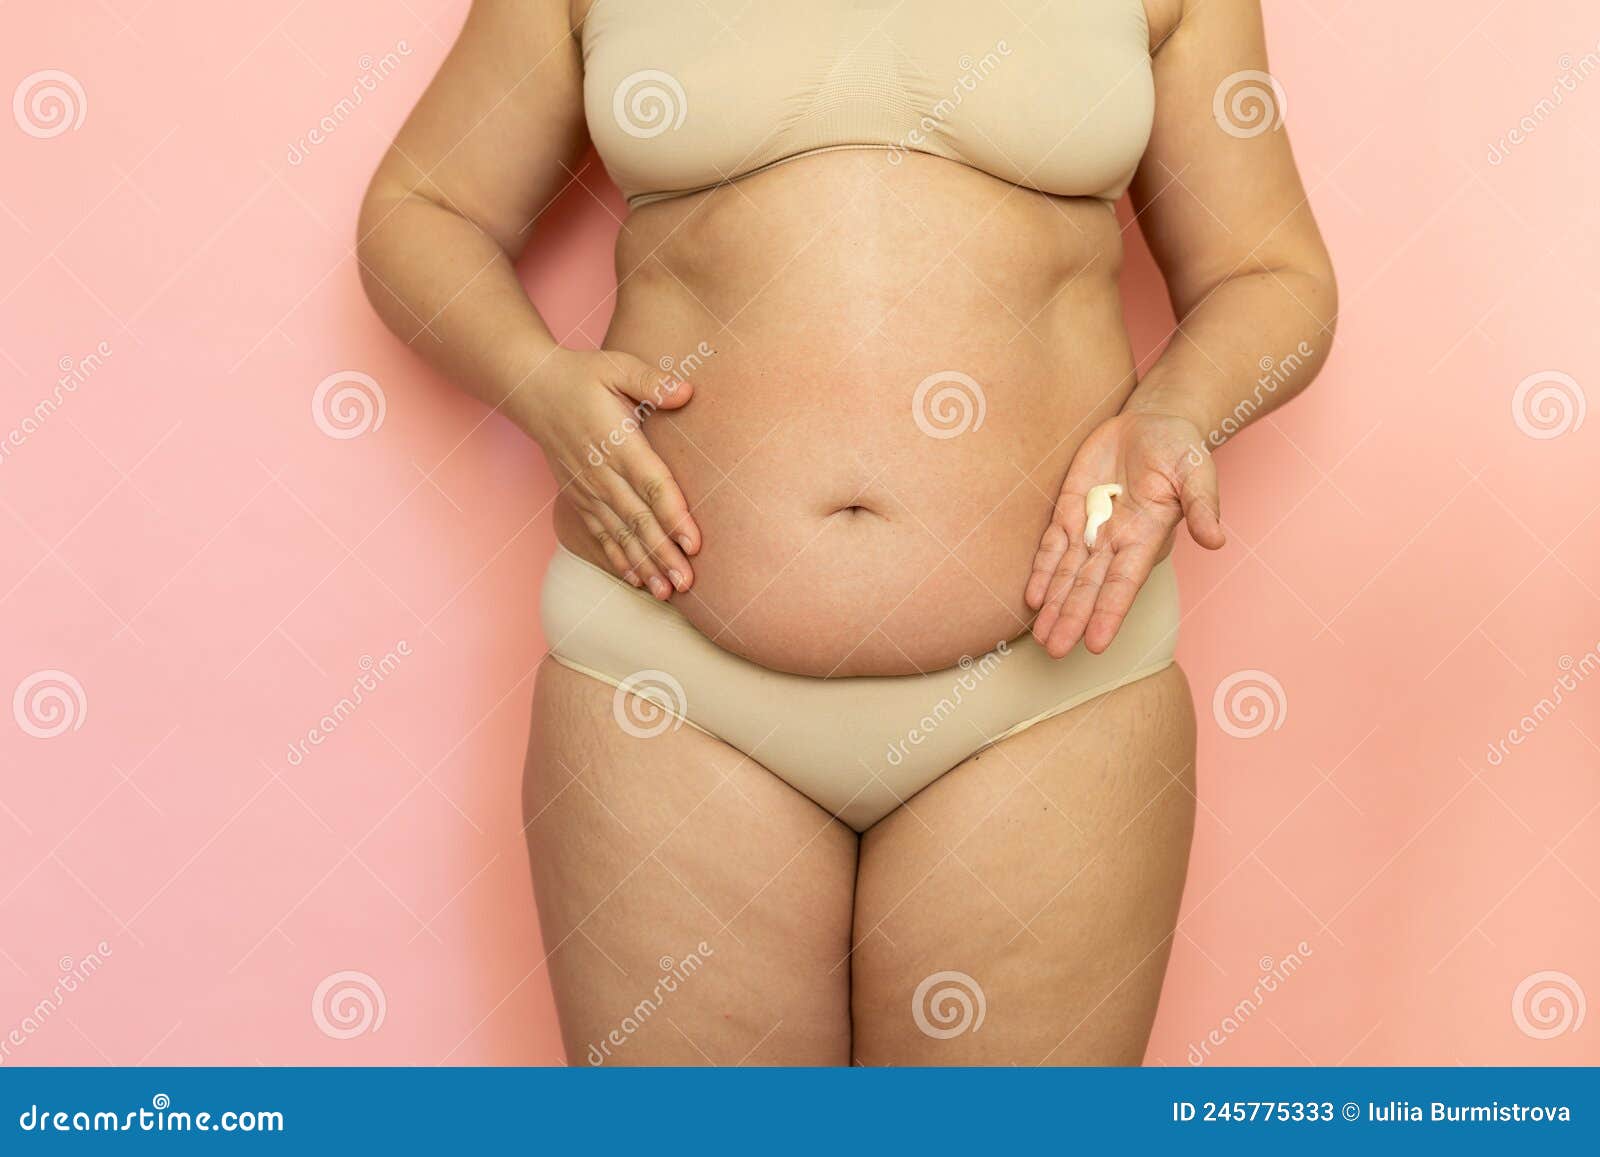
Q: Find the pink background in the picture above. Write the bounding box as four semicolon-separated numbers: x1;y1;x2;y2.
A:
2;0;1596;1065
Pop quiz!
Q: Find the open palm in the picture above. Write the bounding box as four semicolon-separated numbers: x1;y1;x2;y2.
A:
1026;411;1226;657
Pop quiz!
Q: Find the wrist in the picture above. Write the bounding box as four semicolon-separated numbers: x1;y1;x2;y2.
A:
1122;384;1213;439
506;344;582;435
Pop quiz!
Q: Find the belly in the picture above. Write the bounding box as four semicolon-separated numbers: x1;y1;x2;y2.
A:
556;151;1138;676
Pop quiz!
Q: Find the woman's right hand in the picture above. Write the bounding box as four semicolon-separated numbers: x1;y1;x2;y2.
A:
523;348;701;599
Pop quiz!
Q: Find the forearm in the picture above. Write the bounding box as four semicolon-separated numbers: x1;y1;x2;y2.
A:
1123;265;1337;450
356;190;562;431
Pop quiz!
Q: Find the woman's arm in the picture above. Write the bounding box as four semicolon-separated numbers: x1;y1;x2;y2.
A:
1125;0;1338;439
357;0;700;598
357;0;583;398
1028;0;1336;657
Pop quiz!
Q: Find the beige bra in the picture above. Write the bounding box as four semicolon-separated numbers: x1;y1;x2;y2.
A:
581;0;1155;208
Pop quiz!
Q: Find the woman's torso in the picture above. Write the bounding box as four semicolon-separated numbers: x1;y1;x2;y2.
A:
556;0;1160;677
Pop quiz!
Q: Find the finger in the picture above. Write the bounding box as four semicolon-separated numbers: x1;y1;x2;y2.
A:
1032;542;1087;643
594;468;693;592
611;358;694;411
563;474;641;583
1029;468;1097;613
1179;458;1226;550
1032;544;1088;646
1032;523;1094;642
1082;541;1161;654
593;500;671;599
617;441;700;556
1026;521;1071;610
575;506;637;586
1044;547;1113;659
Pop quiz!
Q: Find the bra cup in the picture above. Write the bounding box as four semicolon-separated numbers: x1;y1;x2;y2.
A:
952;42;1156;201
582;0;1154;206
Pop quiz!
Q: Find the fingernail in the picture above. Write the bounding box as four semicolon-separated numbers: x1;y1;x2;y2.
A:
668;569;687;591
624;571;641;588
674;534;693;553
648;576;670;599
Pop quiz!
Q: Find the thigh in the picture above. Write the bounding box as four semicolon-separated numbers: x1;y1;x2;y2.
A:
524;659;857;1066
852;664;1197;1066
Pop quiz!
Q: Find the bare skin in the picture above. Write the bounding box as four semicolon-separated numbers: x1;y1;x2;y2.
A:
523;660;856;1066
852;665;1196;1064
526;659;1194;1066
359;0;1336;1063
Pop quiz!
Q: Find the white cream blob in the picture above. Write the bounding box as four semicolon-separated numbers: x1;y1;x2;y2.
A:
1084;483;1122;548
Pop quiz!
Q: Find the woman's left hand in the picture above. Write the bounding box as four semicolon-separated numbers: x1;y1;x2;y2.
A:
1026;410;1227;658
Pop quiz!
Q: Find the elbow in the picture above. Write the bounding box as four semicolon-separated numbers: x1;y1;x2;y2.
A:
355;179;423;338
354;183;392;314
1304;258;1339;378
1311;252;1339;340
1265;249;1339;386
